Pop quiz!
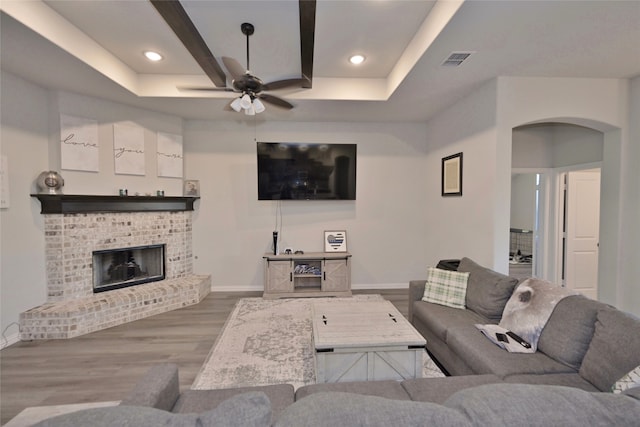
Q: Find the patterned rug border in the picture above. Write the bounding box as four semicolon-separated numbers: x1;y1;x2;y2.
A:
191;295;443;390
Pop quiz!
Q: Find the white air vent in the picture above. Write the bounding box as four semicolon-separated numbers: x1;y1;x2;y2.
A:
442;51;474;67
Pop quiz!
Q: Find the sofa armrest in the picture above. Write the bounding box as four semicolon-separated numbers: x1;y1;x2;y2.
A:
408;280;427;323
120;363;180;411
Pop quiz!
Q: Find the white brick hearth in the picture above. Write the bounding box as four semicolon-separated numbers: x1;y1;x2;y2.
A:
20;210;210;340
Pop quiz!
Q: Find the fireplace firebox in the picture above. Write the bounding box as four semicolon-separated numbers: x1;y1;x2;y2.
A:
92;244;165;293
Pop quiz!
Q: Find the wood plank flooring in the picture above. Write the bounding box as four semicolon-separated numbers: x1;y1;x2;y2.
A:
0;289;408;424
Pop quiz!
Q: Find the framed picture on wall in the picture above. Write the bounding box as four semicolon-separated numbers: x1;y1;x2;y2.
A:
442;152;463;197
324;230;347;252
184;180;200;196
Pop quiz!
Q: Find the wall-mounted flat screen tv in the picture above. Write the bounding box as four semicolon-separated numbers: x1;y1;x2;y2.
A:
257;142;356;200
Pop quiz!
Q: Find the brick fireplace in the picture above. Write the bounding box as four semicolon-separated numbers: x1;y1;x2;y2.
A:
20;196;210;340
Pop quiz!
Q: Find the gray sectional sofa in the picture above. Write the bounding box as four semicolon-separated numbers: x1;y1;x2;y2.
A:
34;363;640;426
34;257;640;425
409;257;640;394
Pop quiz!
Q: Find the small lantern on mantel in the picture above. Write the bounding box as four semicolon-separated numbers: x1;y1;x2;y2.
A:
35;171;65;194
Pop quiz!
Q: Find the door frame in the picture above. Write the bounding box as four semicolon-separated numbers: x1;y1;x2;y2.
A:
553;162;602;288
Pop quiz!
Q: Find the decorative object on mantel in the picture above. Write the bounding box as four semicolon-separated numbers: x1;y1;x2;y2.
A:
31;194;199;214
442;152;463;197
60;114;99;172
157;132;183;178
35;171;65;194
113;122;145;176
184;180;199;196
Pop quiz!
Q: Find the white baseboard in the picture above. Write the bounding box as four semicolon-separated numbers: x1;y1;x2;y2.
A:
211;283;409;293
1;332;21;350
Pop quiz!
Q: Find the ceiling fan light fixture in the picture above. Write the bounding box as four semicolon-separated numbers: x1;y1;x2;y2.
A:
244;104;256;116
230;97;243;112
144;51;163;62
349;54;365;65
253;98;265;114
240;93;252;109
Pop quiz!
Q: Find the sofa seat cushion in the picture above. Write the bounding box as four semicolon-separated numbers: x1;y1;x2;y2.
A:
504;373;599;392
37;392;272;427
443;383;640;426
579;307;640;391
401;374;502;404
446;326;575;377
174;384;293;423
295;380;411;401
412;300;489;342
536;295;607;370
275;392;471;427
457;257;519;322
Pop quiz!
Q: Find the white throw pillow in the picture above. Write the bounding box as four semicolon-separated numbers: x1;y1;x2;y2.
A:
499;278;576;352
422;267;469;309
611;365;640;394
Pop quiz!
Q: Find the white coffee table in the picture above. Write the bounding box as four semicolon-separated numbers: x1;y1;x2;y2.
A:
312;300;426;383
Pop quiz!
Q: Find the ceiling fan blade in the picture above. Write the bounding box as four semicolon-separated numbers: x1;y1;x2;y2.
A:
177;86;235;92
150;0;227;88
259;94;294;110
222;57;246;80
262;78;307;91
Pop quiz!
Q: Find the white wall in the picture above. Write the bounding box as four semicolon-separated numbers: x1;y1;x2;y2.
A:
49;92;184;196
620;75;640;317
498;77;635;315
185;120;431;290
0;72;49;345
510;174;536;231
512;124;603;169
424;76;637;315
422;80;501;269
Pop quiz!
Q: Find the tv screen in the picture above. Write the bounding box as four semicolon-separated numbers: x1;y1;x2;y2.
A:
257;142;356;200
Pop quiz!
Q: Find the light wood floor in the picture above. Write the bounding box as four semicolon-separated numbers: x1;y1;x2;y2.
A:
0;289;408;425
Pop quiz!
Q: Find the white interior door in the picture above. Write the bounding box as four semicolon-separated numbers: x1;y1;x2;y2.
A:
564;170;601;299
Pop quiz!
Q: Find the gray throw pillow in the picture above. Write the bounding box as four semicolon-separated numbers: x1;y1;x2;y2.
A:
457;257;519;321
579;308;640;391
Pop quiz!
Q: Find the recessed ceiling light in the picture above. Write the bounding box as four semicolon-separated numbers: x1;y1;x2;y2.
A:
144;51;163;62
349;55;365;65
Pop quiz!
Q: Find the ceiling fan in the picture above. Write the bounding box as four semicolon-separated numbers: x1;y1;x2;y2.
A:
150;0;315;114
222;22;307;113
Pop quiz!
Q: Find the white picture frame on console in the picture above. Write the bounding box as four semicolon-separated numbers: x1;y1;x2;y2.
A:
324;230;347;252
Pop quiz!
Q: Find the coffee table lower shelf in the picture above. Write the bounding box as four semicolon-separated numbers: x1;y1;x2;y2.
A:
315;344;426;383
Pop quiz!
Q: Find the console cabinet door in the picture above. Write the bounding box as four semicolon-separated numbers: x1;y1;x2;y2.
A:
322;258;350;292
265;260;293;293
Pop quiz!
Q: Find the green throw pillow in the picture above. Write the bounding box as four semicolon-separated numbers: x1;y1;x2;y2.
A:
422;267;469;309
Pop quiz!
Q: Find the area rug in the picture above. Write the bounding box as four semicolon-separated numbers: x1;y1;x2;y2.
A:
191;295;444;390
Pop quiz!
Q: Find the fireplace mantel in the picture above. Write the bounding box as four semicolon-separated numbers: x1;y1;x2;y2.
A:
31;194;199;214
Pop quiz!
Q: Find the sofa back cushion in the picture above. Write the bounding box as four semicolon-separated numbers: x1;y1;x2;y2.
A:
457;257;519;322
579;308;640;391
120;363;180;411
275;392;471;427
537;295;606;370
443;383;640;426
